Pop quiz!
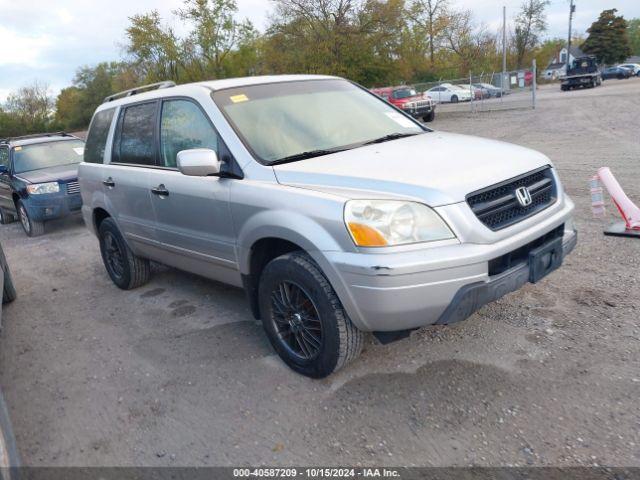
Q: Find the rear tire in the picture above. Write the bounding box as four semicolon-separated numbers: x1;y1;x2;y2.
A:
17;201;44;237
258;252;364;378
98;217;150;290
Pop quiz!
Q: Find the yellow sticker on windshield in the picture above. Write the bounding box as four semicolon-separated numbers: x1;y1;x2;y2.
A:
14;146;22;151
230;94;249;103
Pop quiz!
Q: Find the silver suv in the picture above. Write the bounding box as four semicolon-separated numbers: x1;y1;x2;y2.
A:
79;75;577;378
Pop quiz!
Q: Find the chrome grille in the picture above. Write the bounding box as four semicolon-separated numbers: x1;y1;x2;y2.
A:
466;167;557;231
406;100;432;109
66;181;81;195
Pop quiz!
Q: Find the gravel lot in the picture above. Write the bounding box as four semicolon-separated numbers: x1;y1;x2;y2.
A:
0;79;639;468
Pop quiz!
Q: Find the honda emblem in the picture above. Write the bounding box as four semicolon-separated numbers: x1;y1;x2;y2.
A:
515;186;533;207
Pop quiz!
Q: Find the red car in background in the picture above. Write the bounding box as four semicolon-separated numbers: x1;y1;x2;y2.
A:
370;86;436;122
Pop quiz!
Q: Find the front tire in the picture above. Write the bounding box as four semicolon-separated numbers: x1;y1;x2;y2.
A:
450;95;459;103
423;111;435;122
258;252;364;378
98;217;150;290
17;201;44;237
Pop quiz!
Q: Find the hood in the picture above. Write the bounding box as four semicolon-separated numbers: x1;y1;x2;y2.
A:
273;131;552;206
399;94;430;102
15;164;79;184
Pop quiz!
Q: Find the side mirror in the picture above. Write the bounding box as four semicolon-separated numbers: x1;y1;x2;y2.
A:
177;149;221;177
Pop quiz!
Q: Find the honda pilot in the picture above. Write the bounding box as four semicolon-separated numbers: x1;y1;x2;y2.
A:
79;76;577;378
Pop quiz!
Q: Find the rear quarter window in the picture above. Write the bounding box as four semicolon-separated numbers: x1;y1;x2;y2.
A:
84;108;115;164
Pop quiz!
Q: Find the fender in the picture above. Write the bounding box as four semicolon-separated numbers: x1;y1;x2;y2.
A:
236;208;345;275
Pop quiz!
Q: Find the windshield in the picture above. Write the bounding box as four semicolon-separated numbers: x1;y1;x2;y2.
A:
393;88;417;99
13;140;84;174
212;79;424;164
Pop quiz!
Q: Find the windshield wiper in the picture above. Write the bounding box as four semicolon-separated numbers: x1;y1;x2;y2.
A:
269;147;350;166
362;132;422;145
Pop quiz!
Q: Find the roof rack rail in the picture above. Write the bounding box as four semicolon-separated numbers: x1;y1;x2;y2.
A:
1;132;73;143
103;81;176;103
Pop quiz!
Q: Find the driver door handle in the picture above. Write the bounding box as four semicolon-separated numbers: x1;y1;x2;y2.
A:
151;184;170;196
103;177;115;188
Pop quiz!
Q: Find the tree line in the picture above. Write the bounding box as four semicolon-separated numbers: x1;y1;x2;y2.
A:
1;0;638;137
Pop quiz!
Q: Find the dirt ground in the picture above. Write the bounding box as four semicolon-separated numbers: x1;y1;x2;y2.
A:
0;79;639;468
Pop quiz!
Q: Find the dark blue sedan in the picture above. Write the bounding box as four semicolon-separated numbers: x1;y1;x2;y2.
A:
0;133;85;237
601;66;632;80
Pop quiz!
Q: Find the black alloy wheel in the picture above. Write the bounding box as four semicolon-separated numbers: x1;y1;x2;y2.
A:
102;230;126;281
270;281;323;361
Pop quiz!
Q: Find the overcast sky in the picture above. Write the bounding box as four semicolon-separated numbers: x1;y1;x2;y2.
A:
1;0;638;101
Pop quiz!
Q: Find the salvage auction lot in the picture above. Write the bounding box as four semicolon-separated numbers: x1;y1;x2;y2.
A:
1;79;639;467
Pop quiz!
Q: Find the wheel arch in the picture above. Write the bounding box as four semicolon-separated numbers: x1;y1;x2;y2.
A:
242;237;306;319
93;207;111;232
236;209;358;323
12;193;21;209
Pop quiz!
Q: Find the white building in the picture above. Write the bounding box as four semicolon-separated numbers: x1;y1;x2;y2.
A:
542;46;586;79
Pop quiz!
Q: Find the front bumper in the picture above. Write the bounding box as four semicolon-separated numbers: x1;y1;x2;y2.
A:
23;192;83;222
315;195;575;332
436;230;576;325
402;104;435;118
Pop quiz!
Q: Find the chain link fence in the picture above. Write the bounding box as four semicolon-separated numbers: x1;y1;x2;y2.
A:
411;61;538;116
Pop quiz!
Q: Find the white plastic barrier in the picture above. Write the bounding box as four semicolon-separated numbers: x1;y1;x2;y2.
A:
597;167;640;230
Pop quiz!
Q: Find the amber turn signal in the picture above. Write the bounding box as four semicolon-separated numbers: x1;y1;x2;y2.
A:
347;222;388;247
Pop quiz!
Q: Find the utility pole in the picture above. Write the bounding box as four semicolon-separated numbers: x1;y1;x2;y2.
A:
566;0;575;73
502;6;507;93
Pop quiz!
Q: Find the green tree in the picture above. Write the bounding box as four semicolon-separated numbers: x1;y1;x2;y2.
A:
407;0;449;66
54;62;141;130
125;0;255;83
177;0;257;79
628;18;640;56
0;109;23;138
582;9;632;65
264;0;415;86
513;0;550;69
54;87;84;131
441;10;498;76
126;11;184;82
4;82;54;134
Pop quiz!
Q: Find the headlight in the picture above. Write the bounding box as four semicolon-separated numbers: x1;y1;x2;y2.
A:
345;200;455;247
27;182;60;194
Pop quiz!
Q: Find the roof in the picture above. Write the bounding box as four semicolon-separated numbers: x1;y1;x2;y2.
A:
371;85;413;92
545;63;565;70
96;74;339;112
1;133;81;148
569;45;585;58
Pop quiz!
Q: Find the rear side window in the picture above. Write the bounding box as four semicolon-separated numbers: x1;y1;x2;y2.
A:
0;147;9;168
160;99;218;168
84;108;115;164
116;102;157;166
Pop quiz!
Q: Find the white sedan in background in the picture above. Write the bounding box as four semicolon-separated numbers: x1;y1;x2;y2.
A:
426;83;474;103
618;63;640;76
